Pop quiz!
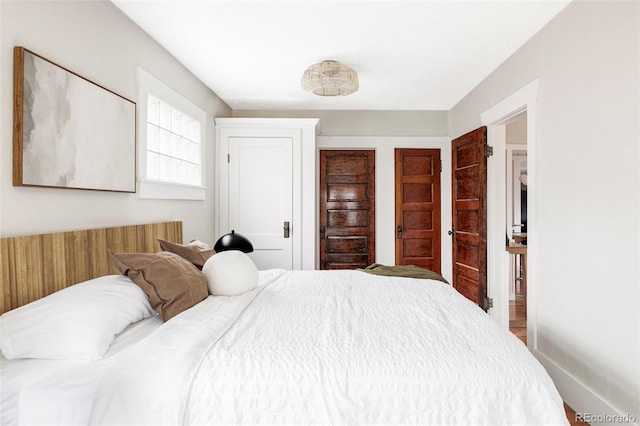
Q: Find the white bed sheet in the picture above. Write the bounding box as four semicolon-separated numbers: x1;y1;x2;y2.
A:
0;314;162;425
90;269;569;426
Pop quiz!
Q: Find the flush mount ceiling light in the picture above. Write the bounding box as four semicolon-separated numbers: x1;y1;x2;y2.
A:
301;60;359;96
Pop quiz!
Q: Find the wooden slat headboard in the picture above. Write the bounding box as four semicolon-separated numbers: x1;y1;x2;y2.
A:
0;221;182;314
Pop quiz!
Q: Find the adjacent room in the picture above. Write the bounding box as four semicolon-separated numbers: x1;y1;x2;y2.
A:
1;1;638;425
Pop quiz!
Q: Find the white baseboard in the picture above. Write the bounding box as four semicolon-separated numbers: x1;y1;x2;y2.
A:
535;350;639;426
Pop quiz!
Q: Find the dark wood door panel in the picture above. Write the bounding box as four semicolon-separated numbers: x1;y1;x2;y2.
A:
454;141;482;169
326;235;369;253
451;127;488;310
453;265;481;304
326;156;369;176
395;148;441;273
402;238;434;258
320;150;375;270
324;255;369;270
327;183;369;201
402;154;435;175
454;209;480;234
403;210;433;231
454;235;481;270
327;209;370;227
454;170;481;201
402;182;434;203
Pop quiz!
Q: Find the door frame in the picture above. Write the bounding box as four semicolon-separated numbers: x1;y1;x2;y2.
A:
481;79;539;352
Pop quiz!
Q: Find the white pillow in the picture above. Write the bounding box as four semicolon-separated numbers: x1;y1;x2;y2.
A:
0;275;154;360
202;250;259;296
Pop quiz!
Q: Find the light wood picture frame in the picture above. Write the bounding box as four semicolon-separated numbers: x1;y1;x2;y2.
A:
13;46;136;193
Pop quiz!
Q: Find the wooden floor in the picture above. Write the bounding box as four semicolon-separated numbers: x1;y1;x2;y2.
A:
509;292;589;425
509;293;527;345
565;403;590;426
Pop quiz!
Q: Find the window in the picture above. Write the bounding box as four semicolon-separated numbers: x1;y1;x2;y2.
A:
146;95;201;185
137;68;206;200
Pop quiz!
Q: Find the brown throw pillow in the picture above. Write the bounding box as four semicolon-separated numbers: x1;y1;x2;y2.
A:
108;251;208;321
157;238;215;270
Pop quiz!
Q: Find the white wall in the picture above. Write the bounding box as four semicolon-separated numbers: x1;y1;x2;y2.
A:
450;0;639;420
0;0;231;242
318;137;452;282
506;115;527;145
234;110;449;137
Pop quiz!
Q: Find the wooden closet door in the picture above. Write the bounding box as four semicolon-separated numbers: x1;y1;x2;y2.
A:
395;148;441;273
319;150;375;269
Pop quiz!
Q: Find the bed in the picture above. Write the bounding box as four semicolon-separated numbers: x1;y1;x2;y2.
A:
0;222;569;425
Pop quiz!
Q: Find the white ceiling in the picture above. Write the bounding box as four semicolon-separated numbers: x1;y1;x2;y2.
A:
112;0;571;111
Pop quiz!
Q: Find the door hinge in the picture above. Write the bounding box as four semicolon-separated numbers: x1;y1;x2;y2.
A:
484;145;494;158
440;160;442;172
227;154;230;163
483;297;493;311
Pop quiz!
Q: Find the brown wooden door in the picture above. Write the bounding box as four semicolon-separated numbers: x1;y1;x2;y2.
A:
394;149;441;273
451;127;489;310
319;150;375;269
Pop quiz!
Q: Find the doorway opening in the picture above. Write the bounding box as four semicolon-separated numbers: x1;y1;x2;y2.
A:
505;114;528;345
481;79;539;352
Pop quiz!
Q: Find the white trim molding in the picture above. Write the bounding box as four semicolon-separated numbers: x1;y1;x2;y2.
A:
136;67;207;200
481;79;539;349
537;351;640;426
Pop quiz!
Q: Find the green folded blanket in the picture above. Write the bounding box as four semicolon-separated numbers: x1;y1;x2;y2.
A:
359;263;449;284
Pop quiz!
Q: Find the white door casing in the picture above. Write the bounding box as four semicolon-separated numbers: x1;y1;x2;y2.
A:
480;79;539;352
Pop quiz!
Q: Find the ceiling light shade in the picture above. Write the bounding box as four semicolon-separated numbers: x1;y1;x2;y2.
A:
519;173;528;186
301;60;359;96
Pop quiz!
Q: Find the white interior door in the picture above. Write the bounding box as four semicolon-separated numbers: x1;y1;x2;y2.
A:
228;137;293;269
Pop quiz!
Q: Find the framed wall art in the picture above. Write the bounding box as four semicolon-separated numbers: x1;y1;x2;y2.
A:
13;46;136;193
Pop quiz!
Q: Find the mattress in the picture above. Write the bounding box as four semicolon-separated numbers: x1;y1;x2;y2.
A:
90;269;568;425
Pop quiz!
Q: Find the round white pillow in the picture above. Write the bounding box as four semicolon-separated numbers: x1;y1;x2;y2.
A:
202;250;259;296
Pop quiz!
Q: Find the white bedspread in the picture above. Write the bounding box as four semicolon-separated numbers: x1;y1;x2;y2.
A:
90;269;568;426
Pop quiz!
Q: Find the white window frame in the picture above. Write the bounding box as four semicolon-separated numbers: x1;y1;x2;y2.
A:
137;67;206;200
